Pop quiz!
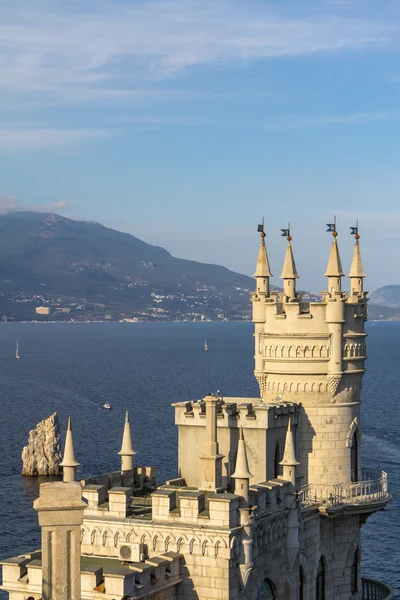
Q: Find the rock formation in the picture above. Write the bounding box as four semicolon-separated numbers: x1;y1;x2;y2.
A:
21;412;62;476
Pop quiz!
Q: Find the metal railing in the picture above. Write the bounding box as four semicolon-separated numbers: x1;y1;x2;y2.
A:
300;468;389;508
362;577;394;600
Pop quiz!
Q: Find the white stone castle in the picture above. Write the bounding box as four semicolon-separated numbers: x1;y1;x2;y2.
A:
0;227;393;600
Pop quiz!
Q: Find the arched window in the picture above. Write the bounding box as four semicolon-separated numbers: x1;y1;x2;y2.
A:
274;442;281;478
351;549;359;593
299;567;305;600
256;578;275;600
351;432;358;482
316;557;325;600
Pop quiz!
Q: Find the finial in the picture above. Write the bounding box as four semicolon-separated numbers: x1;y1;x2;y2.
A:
60;416;80;482
281;222;292;242
350;221;360;240
257;218;266;238
326;216;338;237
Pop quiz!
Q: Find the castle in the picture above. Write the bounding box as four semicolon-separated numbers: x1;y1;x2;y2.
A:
0;226;393;600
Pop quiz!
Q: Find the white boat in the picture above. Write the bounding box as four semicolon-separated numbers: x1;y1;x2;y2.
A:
204;340;208;351
16;340;20;359
103;402;112;410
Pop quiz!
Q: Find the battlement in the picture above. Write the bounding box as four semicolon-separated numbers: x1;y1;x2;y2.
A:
1;551;182;600
173;397;301;429
82;466;157;495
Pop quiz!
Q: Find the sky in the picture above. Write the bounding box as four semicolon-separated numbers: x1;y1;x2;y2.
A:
0;0;400;292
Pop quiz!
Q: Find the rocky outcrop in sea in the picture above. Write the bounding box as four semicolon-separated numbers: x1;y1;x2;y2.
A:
21;412;62;476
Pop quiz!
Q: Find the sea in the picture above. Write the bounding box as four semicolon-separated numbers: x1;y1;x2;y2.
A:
0;321;398;595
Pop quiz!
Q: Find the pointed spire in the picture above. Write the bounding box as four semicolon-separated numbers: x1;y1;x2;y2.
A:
60;417;80;482
118;411;136;473
280;228;298;300
324;236;344;278
348;231;365;296
280;241;299;280
280;419;299;467
232;427;253;480
254;236;272;278
349;239;365;279
280;419;299;488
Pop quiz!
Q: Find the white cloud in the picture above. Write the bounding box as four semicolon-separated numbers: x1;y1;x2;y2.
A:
0;126;110;151
0;0;395;105
266;112;393;129
0;195;20;214
33;200;68;212
0;196;68;214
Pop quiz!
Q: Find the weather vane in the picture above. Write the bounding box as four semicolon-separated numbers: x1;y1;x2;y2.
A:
350;220;360;240
326;216;338;237
281;222;292;241
257;218;266;238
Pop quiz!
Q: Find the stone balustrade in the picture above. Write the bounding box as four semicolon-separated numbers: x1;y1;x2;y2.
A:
300;468;389;508
362;577;394;600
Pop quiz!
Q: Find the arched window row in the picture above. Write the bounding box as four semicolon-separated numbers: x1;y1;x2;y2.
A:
265;344;329;359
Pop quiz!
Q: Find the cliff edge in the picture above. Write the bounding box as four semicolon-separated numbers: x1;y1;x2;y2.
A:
21;412;62;476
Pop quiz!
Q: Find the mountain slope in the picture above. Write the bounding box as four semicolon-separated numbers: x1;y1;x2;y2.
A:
369;285;400;309
0;212;254;320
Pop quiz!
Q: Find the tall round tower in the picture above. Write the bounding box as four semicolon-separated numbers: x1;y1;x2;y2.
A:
251;226;367;486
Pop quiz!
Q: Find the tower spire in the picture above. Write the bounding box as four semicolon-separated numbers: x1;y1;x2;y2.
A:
199;395;224;492
280;418;299;487
280;225;298;300
254;220;272;296
60;417;80;483
118;411;136;474
325;218;344;294
232;427;253;503
349;224;365;296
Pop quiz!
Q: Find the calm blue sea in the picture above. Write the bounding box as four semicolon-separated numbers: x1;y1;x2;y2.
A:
0;322;398;595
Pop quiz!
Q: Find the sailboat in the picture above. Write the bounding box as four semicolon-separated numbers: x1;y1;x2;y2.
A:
204;339;208;351
15;340;20;359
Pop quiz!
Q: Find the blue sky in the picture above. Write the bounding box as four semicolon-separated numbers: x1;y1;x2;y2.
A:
0;0;399;292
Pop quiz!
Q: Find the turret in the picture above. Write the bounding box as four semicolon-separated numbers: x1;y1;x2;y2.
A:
324;228;344;295
59;417;80;483
280;232;298;301
118;411;136;474
232;426;253;504
349;231;365;297
280;419;299;488
254;226;272;297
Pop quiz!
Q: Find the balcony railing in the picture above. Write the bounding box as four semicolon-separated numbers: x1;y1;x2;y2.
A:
362;577;394;600
300;468;389;508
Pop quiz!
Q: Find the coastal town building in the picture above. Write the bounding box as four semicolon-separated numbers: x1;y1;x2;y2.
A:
0;227;393;600
35;306;50;315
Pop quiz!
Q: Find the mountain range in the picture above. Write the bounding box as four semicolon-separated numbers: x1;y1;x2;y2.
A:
0;211;255;321
0;211;397;322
